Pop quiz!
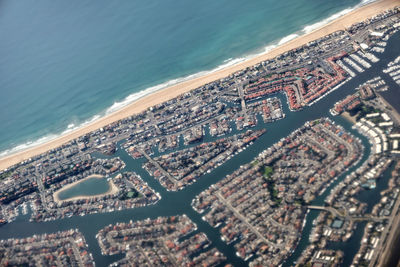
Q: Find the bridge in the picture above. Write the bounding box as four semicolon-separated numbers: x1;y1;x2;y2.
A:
137;148;178;188
307;205;346;218
307;205;388;222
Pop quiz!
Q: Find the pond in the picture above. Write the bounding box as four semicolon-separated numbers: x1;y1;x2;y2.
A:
56;175;112;201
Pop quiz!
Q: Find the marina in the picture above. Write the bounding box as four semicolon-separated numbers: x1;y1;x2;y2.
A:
0;5;400;267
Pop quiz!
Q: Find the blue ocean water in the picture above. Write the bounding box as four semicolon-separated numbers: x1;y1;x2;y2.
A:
0;0;368;156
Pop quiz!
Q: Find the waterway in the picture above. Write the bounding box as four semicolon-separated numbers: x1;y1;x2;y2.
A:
357;161;396;214
0;31;399;267
0;0;363;157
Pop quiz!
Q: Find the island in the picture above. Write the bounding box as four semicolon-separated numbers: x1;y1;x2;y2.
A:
97;215;226;266
0;3;399;267
0;229;94;266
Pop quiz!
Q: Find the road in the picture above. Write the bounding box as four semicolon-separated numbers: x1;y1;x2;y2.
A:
369;186;400;267
215;191;282;249
237;82;247;113
307;205;389;222
138;148;178;187
69;237;85;267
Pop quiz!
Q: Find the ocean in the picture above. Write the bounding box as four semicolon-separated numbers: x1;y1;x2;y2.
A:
0;27;399;267
0;0;368;157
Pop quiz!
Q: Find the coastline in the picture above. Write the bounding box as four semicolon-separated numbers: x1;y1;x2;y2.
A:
53;174;119;204
0;0;399;171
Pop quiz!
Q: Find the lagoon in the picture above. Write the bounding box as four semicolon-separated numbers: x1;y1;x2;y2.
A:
55;175;112;202
0;21;399;267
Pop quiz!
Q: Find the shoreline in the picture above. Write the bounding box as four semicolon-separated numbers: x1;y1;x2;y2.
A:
1;0;399;171
53;174;119;204
340;111;358;124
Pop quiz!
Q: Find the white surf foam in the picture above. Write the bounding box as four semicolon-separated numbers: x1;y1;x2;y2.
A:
0;134;58;158
302;0;378;34
0;0;378;160
278;34;299;45
302;8;354;34
0;56;251;160
105;56;249;115
0;114;104;159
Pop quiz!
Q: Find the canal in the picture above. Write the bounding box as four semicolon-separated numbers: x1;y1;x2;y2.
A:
0;31;399;267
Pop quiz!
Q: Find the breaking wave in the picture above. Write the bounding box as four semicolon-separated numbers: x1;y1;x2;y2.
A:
0;0;378;160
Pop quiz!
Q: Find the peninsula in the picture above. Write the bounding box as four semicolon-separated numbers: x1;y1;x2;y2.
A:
0;0;398;171
1;2;400;267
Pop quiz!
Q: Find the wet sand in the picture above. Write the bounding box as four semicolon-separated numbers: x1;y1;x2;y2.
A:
0;0;399;171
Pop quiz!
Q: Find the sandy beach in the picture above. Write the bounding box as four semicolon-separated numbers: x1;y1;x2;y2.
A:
341;111;358;124
53;174;119;204
0;0;399;171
